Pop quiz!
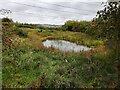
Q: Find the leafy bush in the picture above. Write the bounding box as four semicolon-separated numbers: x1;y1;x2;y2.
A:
62;20;92;33
2;17;13;23
37;29;43;32
17;28;28;38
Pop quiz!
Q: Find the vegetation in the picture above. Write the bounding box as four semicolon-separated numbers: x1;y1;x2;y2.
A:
2;43;118;88
2;2;119;89
96;2;120;40
62;20;106;39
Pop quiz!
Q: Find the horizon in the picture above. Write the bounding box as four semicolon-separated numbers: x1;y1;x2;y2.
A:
0;0;107;25
1;17;93;25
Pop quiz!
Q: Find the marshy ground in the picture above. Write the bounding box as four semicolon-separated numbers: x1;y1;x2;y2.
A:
2;27;118;88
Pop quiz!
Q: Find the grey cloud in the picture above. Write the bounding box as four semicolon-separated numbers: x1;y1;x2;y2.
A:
0;0;105;25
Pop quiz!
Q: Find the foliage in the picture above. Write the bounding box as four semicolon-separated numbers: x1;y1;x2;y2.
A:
2;2;119;88
2;18;14;47
2;43;118;88
17;28;28;38
62;2;120;40
2;17;13;23
95;2;120;66
62;20;103;39
62;20;90;32
62;20;78;31
2;23;118;88
95;2;120;40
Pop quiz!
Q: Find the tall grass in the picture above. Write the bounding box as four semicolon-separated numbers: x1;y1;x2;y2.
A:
2;43;118;88
2;27;118;88
27;28;104;48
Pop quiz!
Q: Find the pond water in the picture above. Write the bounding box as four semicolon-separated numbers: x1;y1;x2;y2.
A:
43;40;91;52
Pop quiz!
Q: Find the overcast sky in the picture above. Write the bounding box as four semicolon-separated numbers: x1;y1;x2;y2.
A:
0;0;107;25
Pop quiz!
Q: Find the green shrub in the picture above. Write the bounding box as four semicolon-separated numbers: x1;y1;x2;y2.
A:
17;28;28;38
37;29;43;32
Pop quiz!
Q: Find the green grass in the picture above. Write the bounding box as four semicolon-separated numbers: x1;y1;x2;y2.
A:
37;30;104;47
19;28;104;48
2;44;118;88
2;28;118;88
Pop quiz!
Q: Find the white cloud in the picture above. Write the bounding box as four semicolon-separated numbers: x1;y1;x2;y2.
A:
0;0;106;24
38;0;107;2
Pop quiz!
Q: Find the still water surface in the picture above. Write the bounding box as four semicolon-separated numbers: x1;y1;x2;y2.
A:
43;40;91;52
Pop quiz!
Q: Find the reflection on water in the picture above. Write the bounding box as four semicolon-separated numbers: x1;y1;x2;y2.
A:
43;40;91;52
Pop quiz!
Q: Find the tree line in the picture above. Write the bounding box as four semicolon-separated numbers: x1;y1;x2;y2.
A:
2;2;120;41
62;2;120;40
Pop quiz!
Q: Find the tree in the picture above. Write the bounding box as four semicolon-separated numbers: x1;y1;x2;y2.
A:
96;2;120;40
2;17;13;22
96;2;120;68
62;20;78;31
2;17;14;47
62;20;91;32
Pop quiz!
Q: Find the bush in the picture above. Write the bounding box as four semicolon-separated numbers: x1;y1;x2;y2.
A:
62;20;91;32
37;29;43;32
17;28;28;38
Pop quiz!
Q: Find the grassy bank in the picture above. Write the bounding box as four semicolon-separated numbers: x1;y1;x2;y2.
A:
2;28;118;88
2;45;118;88
21;28;104;48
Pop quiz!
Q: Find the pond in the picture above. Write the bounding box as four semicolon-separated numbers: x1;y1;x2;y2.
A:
43;40;91;52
